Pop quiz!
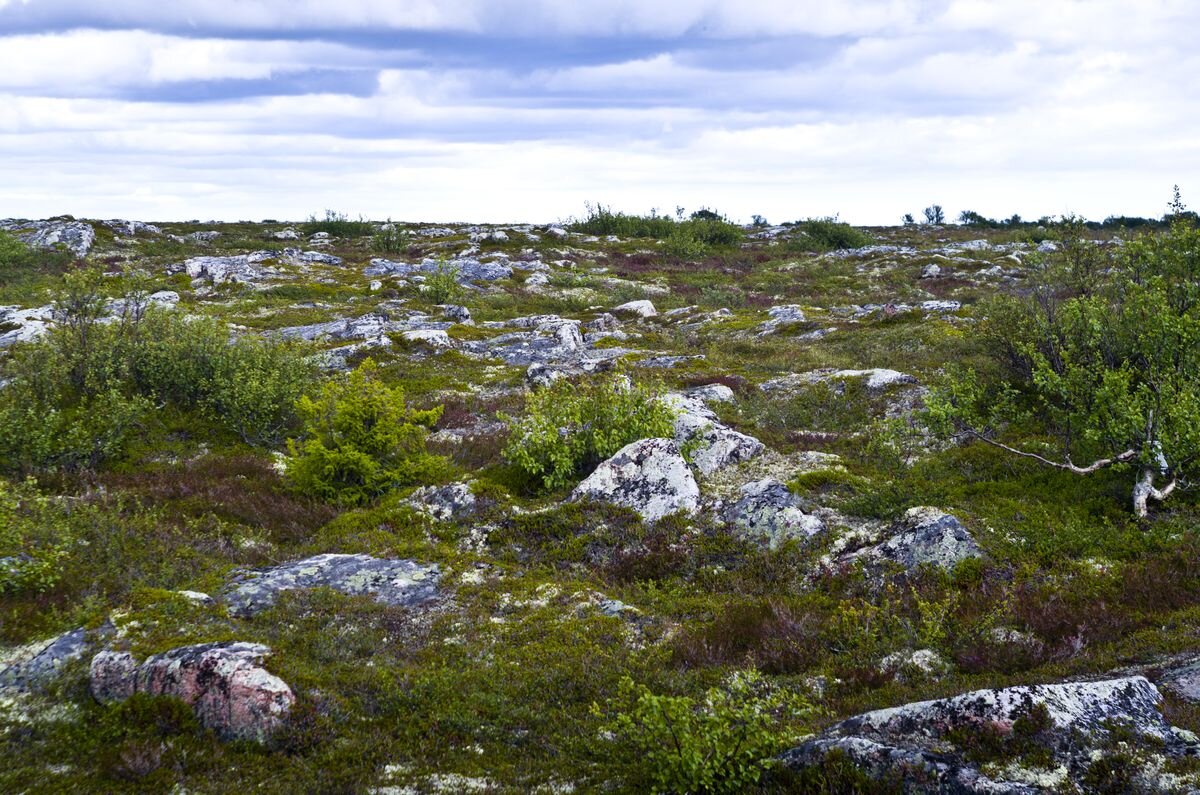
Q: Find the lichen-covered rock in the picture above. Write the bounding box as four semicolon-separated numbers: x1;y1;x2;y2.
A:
838;507;982;574
571;438;700;522
612;299;657;318
222;553;440;617
0;628;89;692
725;478;822;547
779;677;1195;793
90;642;294;742
408;482;477;521
757;304;806;335
176;248;341;285
760;368;918;394
663;393;764;476
1;218;95;256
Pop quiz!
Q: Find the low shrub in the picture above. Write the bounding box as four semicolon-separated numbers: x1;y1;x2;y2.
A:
0;269;318;472
0;477;77;594
300;210;374;238
421;259;465;304
501;368;676;491
596;670;812;794
792;218;873;251
285;359;446;505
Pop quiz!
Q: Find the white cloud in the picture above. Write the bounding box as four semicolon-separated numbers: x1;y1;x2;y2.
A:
0;0;1197;223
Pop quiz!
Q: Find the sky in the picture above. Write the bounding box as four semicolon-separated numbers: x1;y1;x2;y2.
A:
0;0;1197;225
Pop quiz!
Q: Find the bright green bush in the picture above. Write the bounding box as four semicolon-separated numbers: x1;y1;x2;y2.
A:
501;369;676;491
422;259;465;304
792;217;874;251
284;359;445;505
0;477;77;595
597;670;811;794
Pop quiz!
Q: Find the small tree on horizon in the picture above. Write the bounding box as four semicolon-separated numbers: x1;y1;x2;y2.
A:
923;205;945;225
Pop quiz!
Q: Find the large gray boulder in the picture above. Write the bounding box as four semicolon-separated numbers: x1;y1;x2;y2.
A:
90;642;294;742
571;438;700;522
222;553;440;618
780;677;1198;793
663;393;764;476
725;478;822;547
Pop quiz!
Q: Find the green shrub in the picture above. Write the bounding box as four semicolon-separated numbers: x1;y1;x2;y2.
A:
596;670;811;794
372;220;409;255
568;203;678;238
284;359;445;505
0;270;318;472
0;477;77;594
501;369;676;491
422;259;465;304
792;218;873;251
300;210;374;238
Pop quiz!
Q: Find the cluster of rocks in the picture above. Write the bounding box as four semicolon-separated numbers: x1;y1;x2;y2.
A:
782;676;1200;792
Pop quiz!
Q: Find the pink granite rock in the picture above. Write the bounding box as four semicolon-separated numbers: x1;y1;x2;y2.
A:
90;641;294;742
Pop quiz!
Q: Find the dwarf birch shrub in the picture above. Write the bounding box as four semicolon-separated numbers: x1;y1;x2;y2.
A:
596;670;812;794
501;369;676;492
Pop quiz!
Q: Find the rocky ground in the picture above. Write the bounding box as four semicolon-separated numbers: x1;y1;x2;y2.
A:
2;214;1199;793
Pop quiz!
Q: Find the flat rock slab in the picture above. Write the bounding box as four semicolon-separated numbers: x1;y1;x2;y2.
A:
90;641;294;742
223;553;440;617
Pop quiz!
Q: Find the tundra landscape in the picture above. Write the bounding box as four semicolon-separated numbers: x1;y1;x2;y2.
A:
2;205;1200;793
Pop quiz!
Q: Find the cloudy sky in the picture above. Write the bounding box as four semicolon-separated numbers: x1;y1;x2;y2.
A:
0;1;1196;224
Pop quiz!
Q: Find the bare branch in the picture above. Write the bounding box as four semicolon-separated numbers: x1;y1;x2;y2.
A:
960;430;1138;474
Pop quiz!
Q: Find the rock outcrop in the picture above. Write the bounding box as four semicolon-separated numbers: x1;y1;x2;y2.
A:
663;392;764;476
725;478;822;547
571;438;700;522
780;677;1198;793
90;642;294;742
222;553;440;617
836;507;983;576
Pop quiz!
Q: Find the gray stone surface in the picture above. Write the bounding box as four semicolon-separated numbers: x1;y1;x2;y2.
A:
838;507;983;574
1;218;95;256
222;553;440;617
0;628;89;692
780;677;1193;793
725;478;823;547
571;438;700;522
663;392;764;476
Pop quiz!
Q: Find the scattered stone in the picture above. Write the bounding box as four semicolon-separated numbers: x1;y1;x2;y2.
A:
102;219;162;236
1;218;95;256
571;438;700;522
725;478;823;547
878;648;951;682
401;329;453;348
760;368;918;394
407;482;477;521
684;383;735;404
90;642;294;742
222;553;440;617
757;304;806;335
663;392;764;476
441;304;472;324
272;228;300;240
612;299;657;318
920;263;942;279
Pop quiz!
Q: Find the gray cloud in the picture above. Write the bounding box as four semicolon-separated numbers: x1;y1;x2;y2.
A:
0;0;1197;223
